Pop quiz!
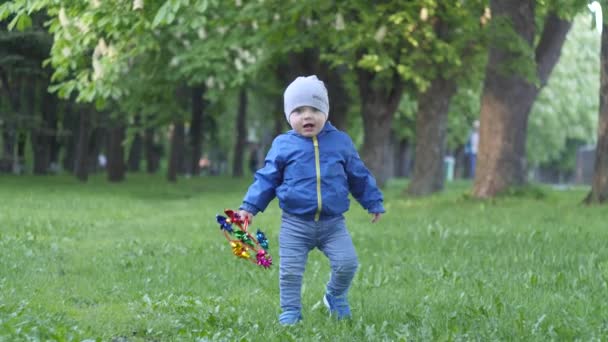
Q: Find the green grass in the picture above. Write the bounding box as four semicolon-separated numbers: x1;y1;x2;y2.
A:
1;174;608;341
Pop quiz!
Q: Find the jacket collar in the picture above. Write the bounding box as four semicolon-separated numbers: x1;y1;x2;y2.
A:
287;121;337;138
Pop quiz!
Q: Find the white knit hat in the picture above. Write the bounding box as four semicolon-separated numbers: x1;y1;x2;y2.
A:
283;75;329;121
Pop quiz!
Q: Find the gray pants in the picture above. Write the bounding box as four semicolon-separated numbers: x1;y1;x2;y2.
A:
279;213;359;313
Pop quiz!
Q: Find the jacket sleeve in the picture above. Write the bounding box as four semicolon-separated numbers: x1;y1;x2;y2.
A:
344;136;385;214
239;138;284;215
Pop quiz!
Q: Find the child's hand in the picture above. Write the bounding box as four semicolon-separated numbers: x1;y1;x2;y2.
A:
238;210;254;224
371;213;382;223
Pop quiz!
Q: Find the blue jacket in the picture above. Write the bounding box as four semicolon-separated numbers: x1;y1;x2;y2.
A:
240;122;385;221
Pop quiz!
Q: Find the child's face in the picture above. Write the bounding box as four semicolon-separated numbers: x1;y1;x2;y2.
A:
288;106;327;137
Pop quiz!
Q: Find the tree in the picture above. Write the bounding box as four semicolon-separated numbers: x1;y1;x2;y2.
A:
586;14;608;204
3;0;269;181
106;115;126;182
31;77;59;174
272;1;489;188
73;105;90;181
0;14;54;174
407;77;456;195
406;2;488;196
473;0;575;198
189;86;205;176
527;13;600;174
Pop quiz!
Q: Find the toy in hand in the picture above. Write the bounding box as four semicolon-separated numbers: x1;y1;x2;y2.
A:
216;209;272;269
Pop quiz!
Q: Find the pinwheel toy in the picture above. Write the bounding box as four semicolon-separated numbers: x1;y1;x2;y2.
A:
215;209;272;268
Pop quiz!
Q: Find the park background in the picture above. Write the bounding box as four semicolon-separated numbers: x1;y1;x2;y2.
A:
2;0;608;341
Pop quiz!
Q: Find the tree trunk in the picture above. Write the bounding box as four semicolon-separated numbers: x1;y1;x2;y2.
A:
167;122;185;182
407;77;457;196
125;115;142;172
358;69;404;187
190;85;205;176
74;107;90;182
107;123;126;182
127;131;143;172
585;20;608;204
144;128;161;173
0;74;19;173
319;65;349;131
473;3;571;198
274;97;286;137
48;101;60;172
62;101;77;173
233;87;247;177
15;77;35;174
394;138;411;178
1;128;15;173
16;132;26;174
0;70;19;172
88;125;105;172
32;85;57;174
453;146;465;179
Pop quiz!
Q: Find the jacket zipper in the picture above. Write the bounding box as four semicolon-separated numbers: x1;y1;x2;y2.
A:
313;136;322;221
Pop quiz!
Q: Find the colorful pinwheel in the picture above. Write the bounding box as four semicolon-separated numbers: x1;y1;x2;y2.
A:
215;209;272;268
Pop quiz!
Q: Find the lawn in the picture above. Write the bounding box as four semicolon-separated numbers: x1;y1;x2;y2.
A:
1;174;607;341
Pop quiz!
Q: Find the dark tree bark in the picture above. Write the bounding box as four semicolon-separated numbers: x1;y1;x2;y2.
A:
144;128;161;173
189;85;205;176
394;138;411;178
233;87;247;177
407;77;457;196
127;131;143;172
82;110;104;172
167;121;185;182
0;73;19;172
32;83;57;174
473;3;571;198
585;21;608;204
127;132;142;172
453;146;466;179
88;126;105;172
74;107;90;182
15;78;31;174
0;128;16;172
358;69;404;187
319;65;349;131
274;96;286;137
16;132;26;174
62;100;77;172
106;122;126;182
326;70;349;131
126;115;142;172
48;102;60;170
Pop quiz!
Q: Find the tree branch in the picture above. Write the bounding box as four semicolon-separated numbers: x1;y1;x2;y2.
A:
535;12;572;87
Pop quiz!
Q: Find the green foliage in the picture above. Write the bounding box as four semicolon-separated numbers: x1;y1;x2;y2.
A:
3;0;267;105
1;175;608;340
2;0;493;132
393;80;483;150
392;94;417;142
527;13;600;170
447;84;483;150
318;1;489;92
487;15;539;85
